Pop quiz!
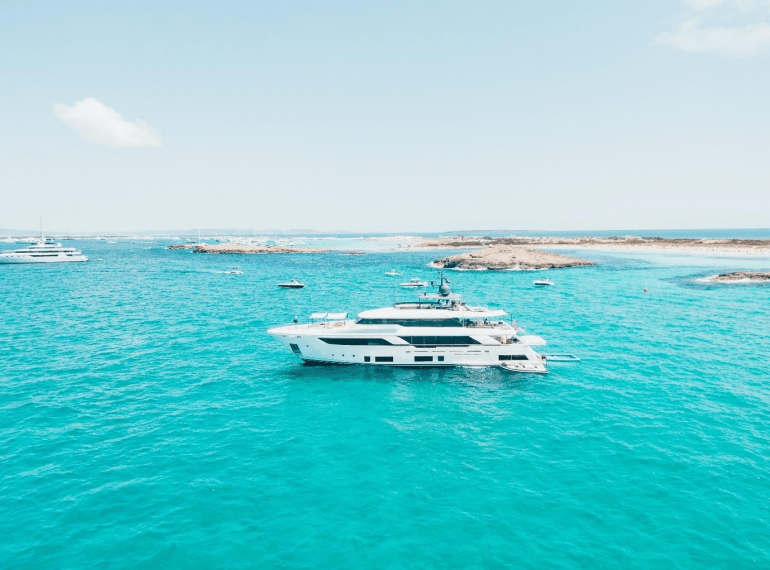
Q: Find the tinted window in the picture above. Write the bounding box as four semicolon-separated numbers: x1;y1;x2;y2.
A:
357;318;462;327
399;336;480;347
414;356;433;362
374;356;393;362
499;354;529;361
320;338;392;345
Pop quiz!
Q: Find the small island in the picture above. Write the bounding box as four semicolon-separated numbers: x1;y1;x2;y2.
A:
167;244;329;254
408;235;770;256
434;245;595;270
706;272;770;283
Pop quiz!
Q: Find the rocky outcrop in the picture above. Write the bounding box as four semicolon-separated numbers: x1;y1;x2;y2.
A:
707;272;770;283
167;244;329;254
434;246;595;270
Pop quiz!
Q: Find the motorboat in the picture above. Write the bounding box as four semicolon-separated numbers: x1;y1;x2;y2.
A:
385;270;401;276
268;275;550;369
226;268;243;275
278;279;305;288
400;278;428;288
0;239;87;264
533;278;554;286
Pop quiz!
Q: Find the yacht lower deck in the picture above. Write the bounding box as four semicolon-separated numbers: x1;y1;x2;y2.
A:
269;322;544;367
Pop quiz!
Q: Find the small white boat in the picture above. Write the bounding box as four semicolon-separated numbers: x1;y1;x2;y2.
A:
226;268;243;275
500;361;548;374
400;278;428;288
385;270;401;276
278;279;305;288
533;278;554;286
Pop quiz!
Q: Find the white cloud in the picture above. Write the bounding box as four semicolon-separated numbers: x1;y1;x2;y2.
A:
657;19;770;55
658;0;770;55
683;0;770;9
683;0;734;10
53;98;162;147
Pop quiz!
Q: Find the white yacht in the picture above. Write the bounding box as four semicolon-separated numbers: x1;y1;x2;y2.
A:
0;238;87;264
268;277;548;370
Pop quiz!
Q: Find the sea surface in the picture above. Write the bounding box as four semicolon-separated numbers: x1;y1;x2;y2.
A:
1;239;769;569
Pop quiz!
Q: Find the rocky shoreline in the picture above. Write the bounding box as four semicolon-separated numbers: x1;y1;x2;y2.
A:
706;272;770;283
409;236;770;256
167;244;329;254
434;245;595;270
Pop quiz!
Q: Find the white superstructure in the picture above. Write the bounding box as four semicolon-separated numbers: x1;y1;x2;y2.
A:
0;239;88;264
268;276;548;369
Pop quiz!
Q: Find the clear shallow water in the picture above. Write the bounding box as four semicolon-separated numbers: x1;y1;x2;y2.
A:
1;242;769;568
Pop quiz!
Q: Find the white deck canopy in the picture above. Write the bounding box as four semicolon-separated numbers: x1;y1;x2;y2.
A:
310;312;348;320
358;307;507;320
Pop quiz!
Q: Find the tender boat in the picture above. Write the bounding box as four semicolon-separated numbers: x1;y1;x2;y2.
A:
268;276;550;369
500;361;548;374
533;278;554;286
226;268;243;275
385;270;401;276
400;278;428;288
0;238;87;264
278;279;305;288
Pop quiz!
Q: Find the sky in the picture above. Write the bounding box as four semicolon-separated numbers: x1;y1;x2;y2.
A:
1;0;769;233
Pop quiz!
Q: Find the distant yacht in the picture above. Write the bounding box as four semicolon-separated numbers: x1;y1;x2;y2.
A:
278;279;305;288
533;278;554;286
0;238;87;264
268;276;549;369
385;270;401;276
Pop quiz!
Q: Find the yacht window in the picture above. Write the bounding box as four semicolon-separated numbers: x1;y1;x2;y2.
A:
356;318;462;327
437;356;445;362
499;355;529;361
289;343;302;355
320;338;392;345
414;356;433;362
364;356;370;362
398;336;480;347
374;356;393;363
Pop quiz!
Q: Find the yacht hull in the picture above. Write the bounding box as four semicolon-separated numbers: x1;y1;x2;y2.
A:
268;327;543;368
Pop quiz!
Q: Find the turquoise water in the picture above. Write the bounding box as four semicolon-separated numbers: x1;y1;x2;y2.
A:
2;242;769;568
